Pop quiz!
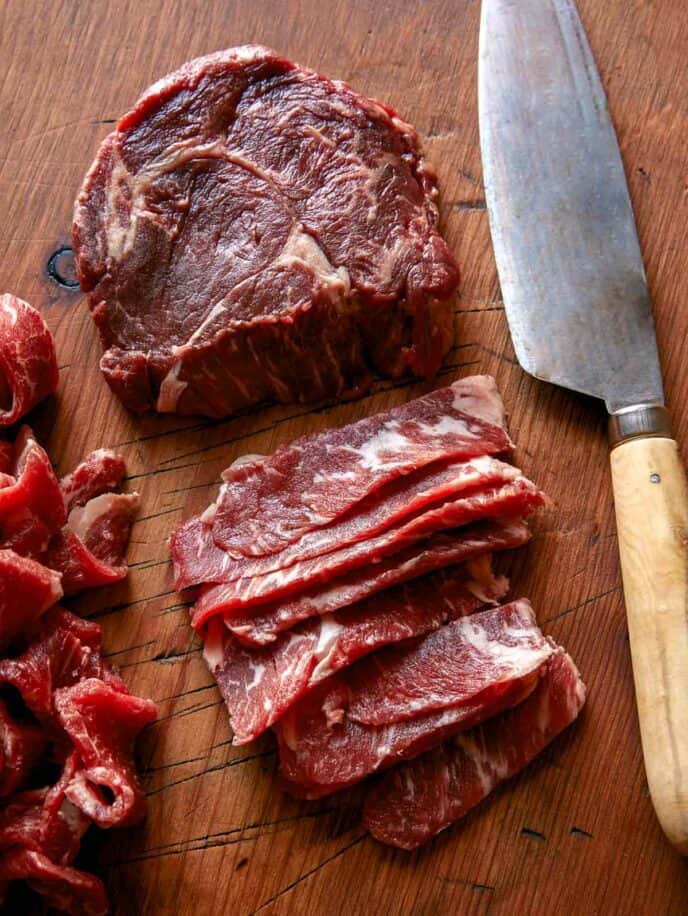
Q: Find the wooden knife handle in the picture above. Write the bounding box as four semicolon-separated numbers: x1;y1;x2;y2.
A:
610;435;688;853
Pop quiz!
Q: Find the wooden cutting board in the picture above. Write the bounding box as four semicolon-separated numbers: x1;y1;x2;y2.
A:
1;0;687;912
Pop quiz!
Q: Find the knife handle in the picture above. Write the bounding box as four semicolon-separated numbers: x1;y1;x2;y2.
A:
610;433;688;854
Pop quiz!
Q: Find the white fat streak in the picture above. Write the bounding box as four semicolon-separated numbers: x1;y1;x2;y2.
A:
156;360;188;412
202;621;225;673
456;602;552;673
309;469;358;487
345;417;504;474
200;503;217;525
243;658;266;695
186;302;228;345
228;45;271;64
451;377;506;431
106;139;225;262
225;454;266;474
309;615;346;683
273;224;350;294
457;732;503;792
347;419;413;471
465;573;509;606
105;155;138;262
562;652;587;716
0;295;19;326
416;415;483;440
67;492;139;541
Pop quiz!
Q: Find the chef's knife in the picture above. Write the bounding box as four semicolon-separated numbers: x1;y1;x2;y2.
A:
479;0;688;851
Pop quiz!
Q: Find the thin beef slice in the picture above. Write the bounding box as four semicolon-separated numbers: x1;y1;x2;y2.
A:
211;518;530;644
188;475;545;621
275;601;554;797
204;557;508;745
0;294;59;428
173;454;521;590
363;648;586;848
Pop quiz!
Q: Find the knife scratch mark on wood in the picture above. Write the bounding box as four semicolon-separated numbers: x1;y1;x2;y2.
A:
247;833;367;915
544;585;621;624
145;749;276;797
102;809;336;867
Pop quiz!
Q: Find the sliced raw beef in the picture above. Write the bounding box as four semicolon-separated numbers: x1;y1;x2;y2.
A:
0;427;65;556
60;449;127;512
0;608;116;724
205;558;508;745
168;515;231;592
195;518;530;639
187;476;545;618
173;455;521;589
0;849;107;916
0;699;46;797
363;648;586;848
278;673;541;800
275;602;554;797
0;550;63;650
343;600;552;725
0;294;59;428
43;492;139;595
211;376;510;558
54;681;157;828
73;46;459;419
0;761;90;865
0;754;101;914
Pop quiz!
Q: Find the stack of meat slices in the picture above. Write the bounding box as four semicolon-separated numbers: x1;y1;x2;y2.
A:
170;375;586;849
0;294;154;913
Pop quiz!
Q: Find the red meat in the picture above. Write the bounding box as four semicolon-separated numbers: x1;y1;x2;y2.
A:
60;449;127;512
275;601;554;797
0;699;46;797
54;679;157;828
43;492;139;595
278;674;541;800
196;519;530;641
73;47;459;418
362;648;586;848
0;759;90;865
0;294;59;428
0;550;63;650
0;849;107;916
0;427;66;556
0;608;114;723
343;600;553;726
189;476;545;621
205;558;508;745
172;455;520;591
211;376;510;558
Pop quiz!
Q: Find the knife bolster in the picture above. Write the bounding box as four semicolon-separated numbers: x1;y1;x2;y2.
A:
609;405;671;447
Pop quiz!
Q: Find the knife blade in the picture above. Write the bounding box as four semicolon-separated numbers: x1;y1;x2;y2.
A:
479;0;663;415
479;0;688;853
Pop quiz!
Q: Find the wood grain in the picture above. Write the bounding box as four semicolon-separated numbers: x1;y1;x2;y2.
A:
1;0;687;912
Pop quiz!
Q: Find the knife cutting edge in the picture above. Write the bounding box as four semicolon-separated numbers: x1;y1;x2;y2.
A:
479;0;688;852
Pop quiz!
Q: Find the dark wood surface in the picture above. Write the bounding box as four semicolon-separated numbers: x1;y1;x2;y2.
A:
1;0;687;912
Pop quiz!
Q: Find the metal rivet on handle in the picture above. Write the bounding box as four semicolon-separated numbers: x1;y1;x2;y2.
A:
650;473;661;484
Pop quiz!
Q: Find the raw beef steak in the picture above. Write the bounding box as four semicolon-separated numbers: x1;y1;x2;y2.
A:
173;454;521;590
73;46;459;417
